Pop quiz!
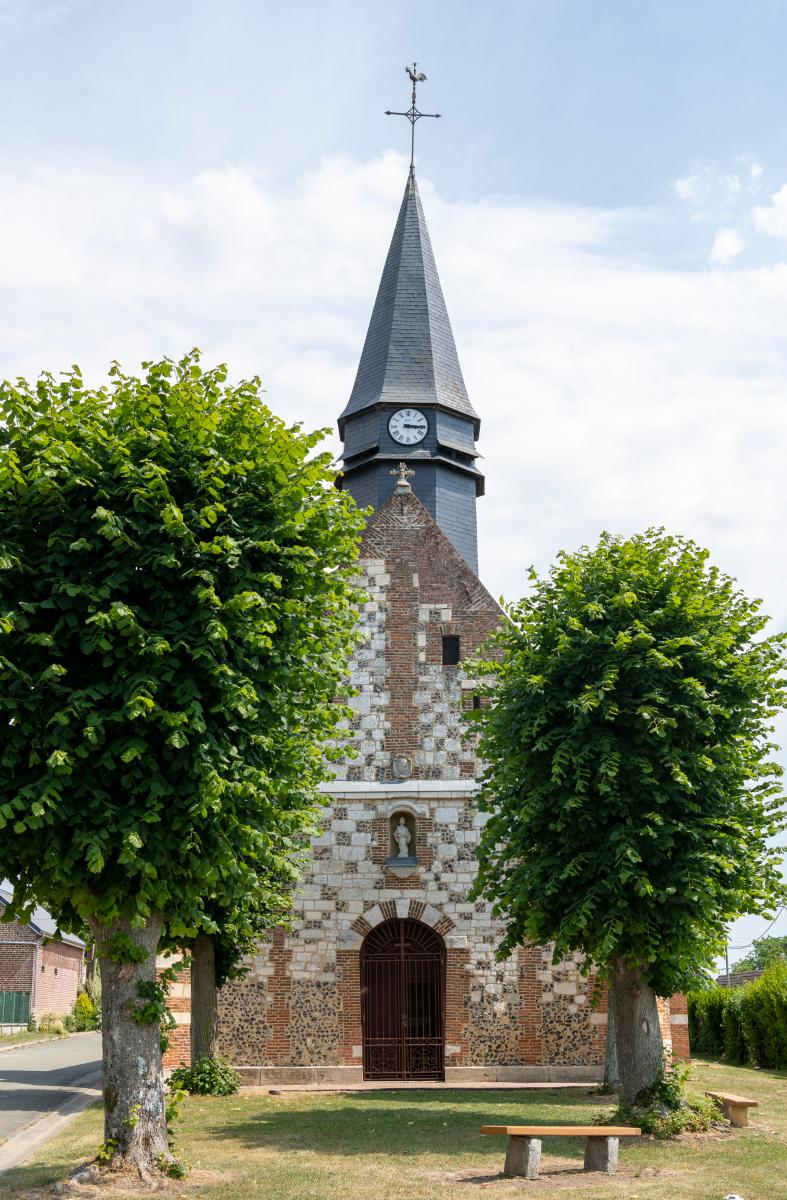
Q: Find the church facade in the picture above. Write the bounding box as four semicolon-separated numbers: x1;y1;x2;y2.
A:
164;169;689;1082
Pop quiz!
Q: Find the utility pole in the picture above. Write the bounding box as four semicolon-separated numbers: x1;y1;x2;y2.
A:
725;943;731;988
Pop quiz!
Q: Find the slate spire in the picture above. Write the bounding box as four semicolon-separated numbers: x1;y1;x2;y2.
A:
338;174;479;436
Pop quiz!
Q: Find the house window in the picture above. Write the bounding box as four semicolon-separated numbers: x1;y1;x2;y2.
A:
472;694;481;710
442;635;460;665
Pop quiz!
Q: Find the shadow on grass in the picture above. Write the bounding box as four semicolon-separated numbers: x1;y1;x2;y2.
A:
205;1088;607;1163
0;1160;89;1200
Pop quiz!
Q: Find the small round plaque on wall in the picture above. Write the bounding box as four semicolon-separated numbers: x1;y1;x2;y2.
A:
392;755;413;780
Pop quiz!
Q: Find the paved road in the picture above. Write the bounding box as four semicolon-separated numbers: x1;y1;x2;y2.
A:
0;1033;101;1146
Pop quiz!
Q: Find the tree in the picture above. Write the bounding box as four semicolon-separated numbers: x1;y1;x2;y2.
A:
470;530;787;1104
183;850;302;1062
731;934;787;973
0;353;364;1178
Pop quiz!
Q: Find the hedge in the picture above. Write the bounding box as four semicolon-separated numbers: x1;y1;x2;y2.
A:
688;961;787;1068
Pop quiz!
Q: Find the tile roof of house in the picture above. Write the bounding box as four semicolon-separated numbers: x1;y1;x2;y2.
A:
0;882;85;947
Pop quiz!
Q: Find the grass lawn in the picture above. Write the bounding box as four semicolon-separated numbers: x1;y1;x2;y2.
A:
1;1057;784;1200
0;1031;62;1048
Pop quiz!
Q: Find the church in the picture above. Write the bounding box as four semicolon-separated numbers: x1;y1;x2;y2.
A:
165;119;689;1083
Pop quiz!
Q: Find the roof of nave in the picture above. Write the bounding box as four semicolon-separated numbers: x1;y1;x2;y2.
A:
360;484;500;625
338;173;479;436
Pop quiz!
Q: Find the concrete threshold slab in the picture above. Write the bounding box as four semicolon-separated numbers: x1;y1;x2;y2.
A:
0;1069;102;1174
244;1080;600;1094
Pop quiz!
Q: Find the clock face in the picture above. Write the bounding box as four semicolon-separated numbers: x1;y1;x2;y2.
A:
388;408;428;445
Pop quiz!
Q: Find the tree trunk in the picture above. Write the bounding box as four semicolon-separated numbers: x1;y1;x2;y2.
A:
603;983;619;1092
90;914;170;1180
190;935;219;1062
609;956;664;1106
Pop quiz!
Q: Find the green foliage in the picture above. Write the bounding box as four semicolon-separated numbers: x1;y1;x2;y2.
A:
470;530;787;995
37;1012;65;1034
739;961;787;1067
96;1139;117;1165
651;1050;690;1110
73;989;98;1031
100;933;148;964
26;1014;37;1032
162;1078;189;1176
689;962;787;1067
84;970;101;1009
731;934;787;972
600;1051;718;1138
688;984;747;1062
62;1013;76;1032
130;979;177;1052
0;351;364;947
123;1104;141;1129
159;1155;188;1180
169;1055;241;1096
625;1093;719;1139
722;987;748;1063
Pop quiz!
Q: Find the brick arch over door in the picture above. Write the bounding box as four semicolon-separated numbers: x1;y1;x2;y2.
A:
337;902;457;1069
348;899;456;947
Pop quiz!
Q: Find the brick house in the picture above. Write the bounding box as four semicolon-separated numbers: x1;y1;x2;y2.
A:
164;167;690;1079
0;884;85;1027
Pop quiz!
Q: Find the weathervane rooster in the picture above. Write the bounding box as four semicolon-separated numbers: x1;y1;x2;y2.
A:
386;62;441;176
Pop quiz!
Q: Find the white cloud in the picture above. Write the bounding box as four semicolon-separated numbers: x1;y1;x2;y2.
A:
0;149;786;639
709;227;745;264
674;159;763;223
754;183;787;238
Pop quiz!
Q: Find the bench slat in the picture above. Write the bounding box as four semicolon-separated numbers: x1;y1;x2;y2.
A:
481;1125;640;1137
705;1091;758;1107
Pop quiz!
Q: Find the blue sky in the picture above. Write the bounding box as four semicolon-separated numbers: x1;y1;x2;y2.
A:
1;0;786;962
4;0;787;218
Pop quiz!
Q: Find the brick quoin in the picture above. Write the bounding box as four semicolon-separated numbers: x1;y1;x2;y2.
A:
337;949;362;1066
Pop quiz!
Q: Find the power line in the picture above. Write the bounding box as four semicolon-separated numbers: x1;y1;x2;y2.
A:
727;907;786;952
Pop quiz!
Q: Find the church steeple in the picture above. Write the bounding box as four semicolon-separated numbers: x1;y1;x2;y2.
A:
338;168;484;572
338;174;479;436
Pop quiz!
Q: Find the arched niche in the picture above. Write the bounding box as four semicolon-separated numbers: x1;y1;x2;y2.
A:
388;811;416;864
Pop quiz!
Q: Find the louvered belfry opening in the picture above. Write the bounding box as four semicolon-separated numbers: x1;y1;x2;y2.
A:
361;918;445;1081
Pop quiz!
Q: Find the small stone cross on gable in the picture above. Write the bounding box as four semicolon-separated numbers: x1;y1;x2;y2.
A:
390;462;415;493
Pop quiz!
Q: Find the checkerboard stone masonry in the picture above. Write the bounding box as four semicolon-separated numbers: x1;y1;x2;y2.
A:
162;489;688;1078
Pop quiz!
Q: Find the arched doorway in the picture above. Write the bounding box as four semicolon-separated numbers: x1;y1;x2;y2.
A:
361;918;445;1080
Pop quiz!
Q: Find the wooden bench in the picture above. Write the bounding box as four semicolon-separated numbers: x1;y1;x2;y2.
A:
705;1090;759;1128
481;1124;641;1178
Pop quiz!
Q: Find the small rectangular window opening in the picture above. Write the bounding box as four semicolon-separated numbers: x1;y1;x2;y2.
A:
442;635;460;666
472;694;481;710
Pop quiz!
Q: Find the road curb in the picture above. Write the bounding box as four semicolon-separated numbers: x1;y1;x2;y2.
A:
0;1031;97;1055
0;1068;102;1173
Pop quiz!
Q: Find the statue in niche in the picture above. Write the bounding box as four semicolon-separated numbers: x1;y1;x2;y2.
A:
393;815;412;859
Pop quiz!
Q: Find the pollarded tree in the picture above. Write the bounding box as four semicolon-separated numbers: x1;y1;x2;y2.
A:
183;847;304;1063
0;353;364;1178
470;530;787;1103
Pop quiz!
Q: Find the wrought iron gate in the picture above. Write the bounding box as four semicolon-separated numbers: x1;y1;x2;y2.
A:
361;918;445;1080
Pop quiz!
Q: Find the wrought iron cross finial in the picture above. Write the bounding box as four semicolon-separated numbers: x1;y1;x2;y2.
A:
385;62;441;177
390;461;415;492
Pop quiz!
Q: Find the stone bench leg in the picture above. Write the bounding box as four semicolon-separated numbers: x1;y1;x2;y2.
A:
725;1104;748;1128
583;1135;619;1174
504;1136;542;1179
